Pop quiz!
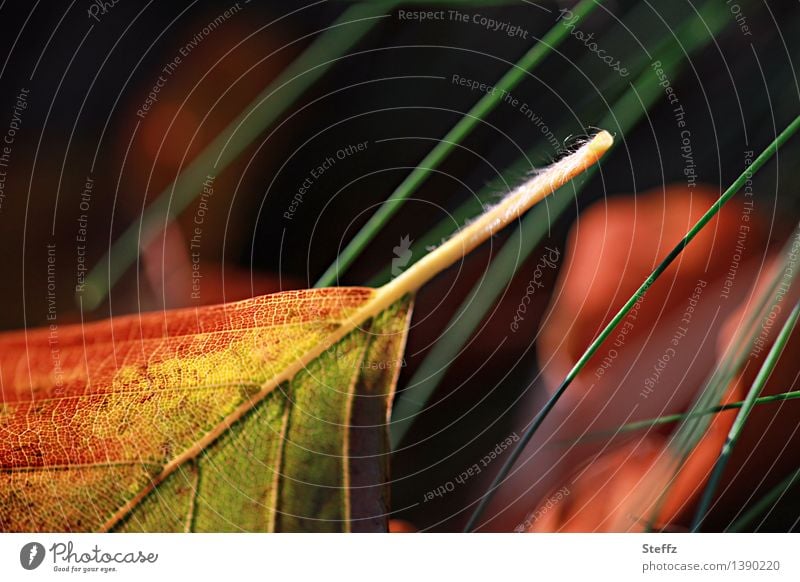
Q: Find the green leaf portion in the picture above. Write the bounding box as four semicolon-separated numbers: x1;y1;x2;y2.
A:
112;298;411;533
277;299;411;532
193;395;288;532
117;464;199;533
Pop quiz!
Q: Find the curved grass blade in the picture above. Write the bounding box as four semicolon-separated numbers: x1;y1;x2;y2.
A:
314;0;604;287
390;3;727;447
691;298;800;531
464;113;800;532
81;2;399;310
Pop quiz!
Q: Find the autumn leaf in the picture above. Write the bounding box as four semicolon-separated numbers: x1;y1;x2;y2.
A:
0;132;612;533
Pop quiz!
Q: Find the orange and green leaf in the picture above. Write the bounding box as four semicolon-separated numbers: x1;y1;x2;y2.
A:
1;289;411;532
0;132;611;532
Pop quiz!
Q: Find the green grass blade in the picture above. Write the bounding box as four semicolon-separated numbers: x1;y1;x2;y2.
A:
691;299;800;531
577;389;800;441
390;3;727;448
464;113;800;532
314;0;604;287
81;2;399;309
640;224;800;531
727;466;800;532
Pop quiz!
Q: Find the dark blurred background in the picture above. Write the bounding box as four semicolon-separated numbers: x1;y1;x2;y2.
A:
1;0;799;531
